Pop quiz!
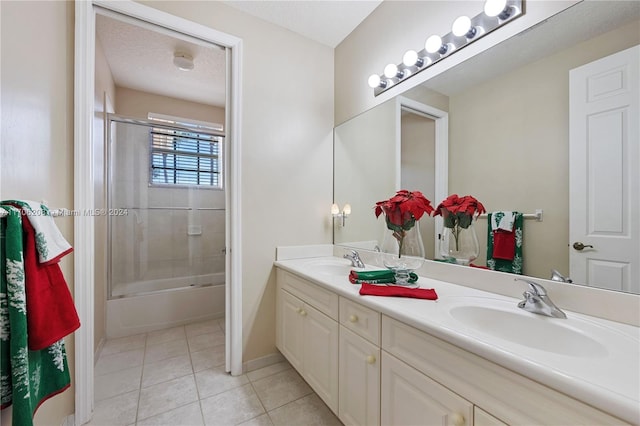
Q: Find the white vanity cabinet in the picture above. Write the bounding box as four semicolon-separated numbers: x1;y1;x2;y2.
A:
275;266;629;426
338;298;381;426
276;269;339;413
381;351;473;426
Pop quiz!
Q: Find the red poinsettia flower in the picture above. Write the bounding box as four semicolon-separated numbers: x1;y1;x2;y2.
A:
434;194;486;229
375;190;434;233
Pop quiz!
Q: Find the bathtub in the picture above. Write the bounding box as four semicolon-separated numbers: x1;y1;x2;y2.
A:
106;273;225;338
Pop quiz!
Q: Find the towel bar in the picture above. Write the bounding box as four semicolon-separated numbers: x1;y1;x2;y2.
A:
478;209;543;222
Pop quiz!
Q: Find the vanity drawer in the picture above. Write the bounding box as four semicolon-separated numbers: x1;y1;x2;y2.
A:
277;269;338;320
339;297;380;345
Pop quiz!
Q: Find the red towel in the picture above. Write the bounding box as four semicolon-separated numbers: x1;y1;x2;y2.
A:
359;283;438;300
21;215;81;350
492;229;516;260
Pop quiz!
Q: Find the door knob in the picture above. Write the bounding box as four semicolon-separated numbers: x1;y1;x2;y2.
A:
573;242;594;251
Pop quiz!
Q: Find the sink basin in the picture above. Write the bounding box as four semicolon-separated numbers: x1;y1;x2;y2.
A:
447;302;609;358
303;258;356;276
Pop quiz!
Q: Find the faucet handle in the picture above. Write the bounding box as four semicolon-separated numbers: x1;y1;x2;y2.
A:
514;278;547;296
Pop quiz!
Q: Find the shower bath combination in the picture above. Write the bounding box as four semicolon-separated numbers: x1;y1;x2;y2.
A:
105;116;226;337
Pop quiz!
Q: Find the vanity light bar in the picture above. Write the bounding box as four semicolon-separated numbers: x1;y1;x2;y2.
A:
369;0;524;96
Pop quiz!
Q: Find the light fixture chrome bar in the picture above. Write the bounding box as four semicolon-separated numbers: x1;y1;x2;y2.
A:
370;0;524;96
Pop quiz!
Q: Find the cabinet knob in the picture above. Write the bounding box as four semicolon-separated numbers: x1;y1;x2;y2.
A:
451;413;465;426
349;314;359;323
300;309;307;317
366;355;376;364
296;307;303;314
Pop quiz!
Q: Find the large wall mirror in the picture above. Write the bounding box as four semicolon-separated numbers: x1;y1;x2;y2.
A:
334;1;640;294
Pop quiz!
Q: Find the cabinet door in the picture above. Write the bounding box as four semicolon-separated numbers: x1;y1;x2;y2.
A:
278;289;305;371
339;326;380;426
381;352;473;426
304;303;339;413
474;407;508;426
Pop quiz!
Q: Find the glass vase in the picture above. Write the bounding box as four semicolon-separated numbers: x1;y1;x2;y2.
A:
378;223;425;286
439;221;479;265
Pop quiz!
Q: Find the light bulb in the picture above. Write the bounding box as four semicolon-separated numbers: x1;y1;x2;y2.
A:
331;203;340;215
342;204;351;215
384;63;399;79
452;16;472;37
425;35;444;54
402;50;419;67
484;0;508;17
368;74;382;88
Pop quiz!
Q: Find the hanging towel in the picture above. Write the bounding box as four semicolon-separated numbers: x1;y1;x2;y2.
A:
359;283;438;300
0;206;72;426
491;211;516;232
486;212;523;274
2;200;72;265
19;211;80;350
349;270;418;285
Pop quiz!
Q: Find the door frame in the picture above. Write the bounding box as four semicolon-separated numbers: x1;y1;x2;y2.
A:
394;96;448;255
74;1;243;423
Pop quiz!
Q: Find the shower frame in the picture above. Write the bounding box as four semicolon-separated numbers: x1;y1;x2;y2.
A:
105;114;226;300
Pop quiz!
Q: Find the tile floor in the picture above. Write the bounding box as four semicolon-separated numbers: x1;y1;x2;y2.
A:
90;319;343;426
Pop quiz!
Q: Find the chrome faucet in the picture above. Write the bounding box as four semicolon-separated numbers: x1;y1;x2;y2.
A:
550;269;572;283
515;279;567;319
343;250;365;268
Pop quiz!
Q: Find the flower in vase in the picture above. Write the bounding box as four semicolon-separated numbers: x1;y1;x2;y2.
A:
374;190;434;256
434;194;486;251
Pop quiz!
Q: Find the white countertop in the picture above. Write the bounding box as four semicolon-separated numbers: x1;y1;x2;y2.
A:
275;256;640;424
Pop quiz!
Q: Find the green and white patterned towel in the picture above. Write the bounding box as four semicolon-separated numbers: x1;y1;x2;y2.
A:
0;205;71;426
2;200;72;265
486;212;524;275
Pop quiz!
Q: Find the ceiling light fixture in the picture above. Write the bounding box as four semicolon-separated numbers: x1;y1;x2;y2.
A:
173;52;194;71
368;0;523;96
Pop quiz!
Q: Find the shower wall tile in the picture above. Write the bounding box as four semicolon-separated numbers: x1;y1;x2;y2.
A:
141;260;175;282
202;231;226;257
171;258;198;279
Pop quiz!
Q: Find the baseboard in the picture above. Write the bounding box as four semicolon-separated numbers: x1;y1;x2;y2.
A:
61;414;75;426
242;351;285;374
94;336;106;364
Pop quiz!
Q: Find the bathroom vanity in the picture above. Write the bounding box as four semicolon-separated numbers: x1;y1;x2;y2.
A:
274;255;639;426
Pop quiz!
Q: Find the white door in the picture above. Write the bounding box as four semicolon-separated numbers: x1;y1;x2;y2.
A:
569;45;640;293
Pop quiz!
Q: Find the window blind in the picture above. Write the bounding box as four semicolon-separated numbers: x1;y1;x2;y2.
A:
150;127;223;188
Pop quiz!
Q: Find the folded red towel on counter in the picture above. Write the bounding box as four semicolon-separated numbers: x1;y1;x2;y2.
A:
359;283;438;300
492;229;516;260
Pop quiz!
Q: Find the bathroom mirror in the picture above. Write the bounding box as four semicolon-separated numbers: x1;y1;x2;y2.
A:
333;1;640;294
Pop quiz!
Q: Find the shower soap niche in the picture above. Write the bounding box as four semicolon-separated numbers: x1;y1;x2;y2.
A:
188;225;203;236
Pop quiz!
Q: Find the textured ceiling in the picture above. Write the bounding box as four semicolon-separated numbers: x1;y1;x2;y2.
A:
96;14;227;107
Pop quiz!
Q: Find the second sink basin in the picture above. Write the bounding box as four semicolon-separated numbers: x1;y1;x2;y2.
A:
446;299;609;358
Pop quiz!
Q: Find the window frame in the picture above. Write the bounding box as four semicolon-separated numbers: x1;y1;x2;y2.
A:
148;114;225;190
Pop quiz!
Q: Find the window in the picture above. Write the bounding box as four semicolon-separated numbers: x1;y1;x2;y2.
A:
148;114;224;189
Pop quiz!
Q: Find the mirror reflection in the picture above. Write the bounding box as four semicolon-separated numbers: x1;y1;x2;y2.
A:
333;1;640;294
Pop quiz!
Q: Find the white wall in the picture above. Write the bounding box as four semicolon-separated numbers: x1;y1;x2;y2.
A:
138;1;335;362
0;2;76;424
116;87;225;124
